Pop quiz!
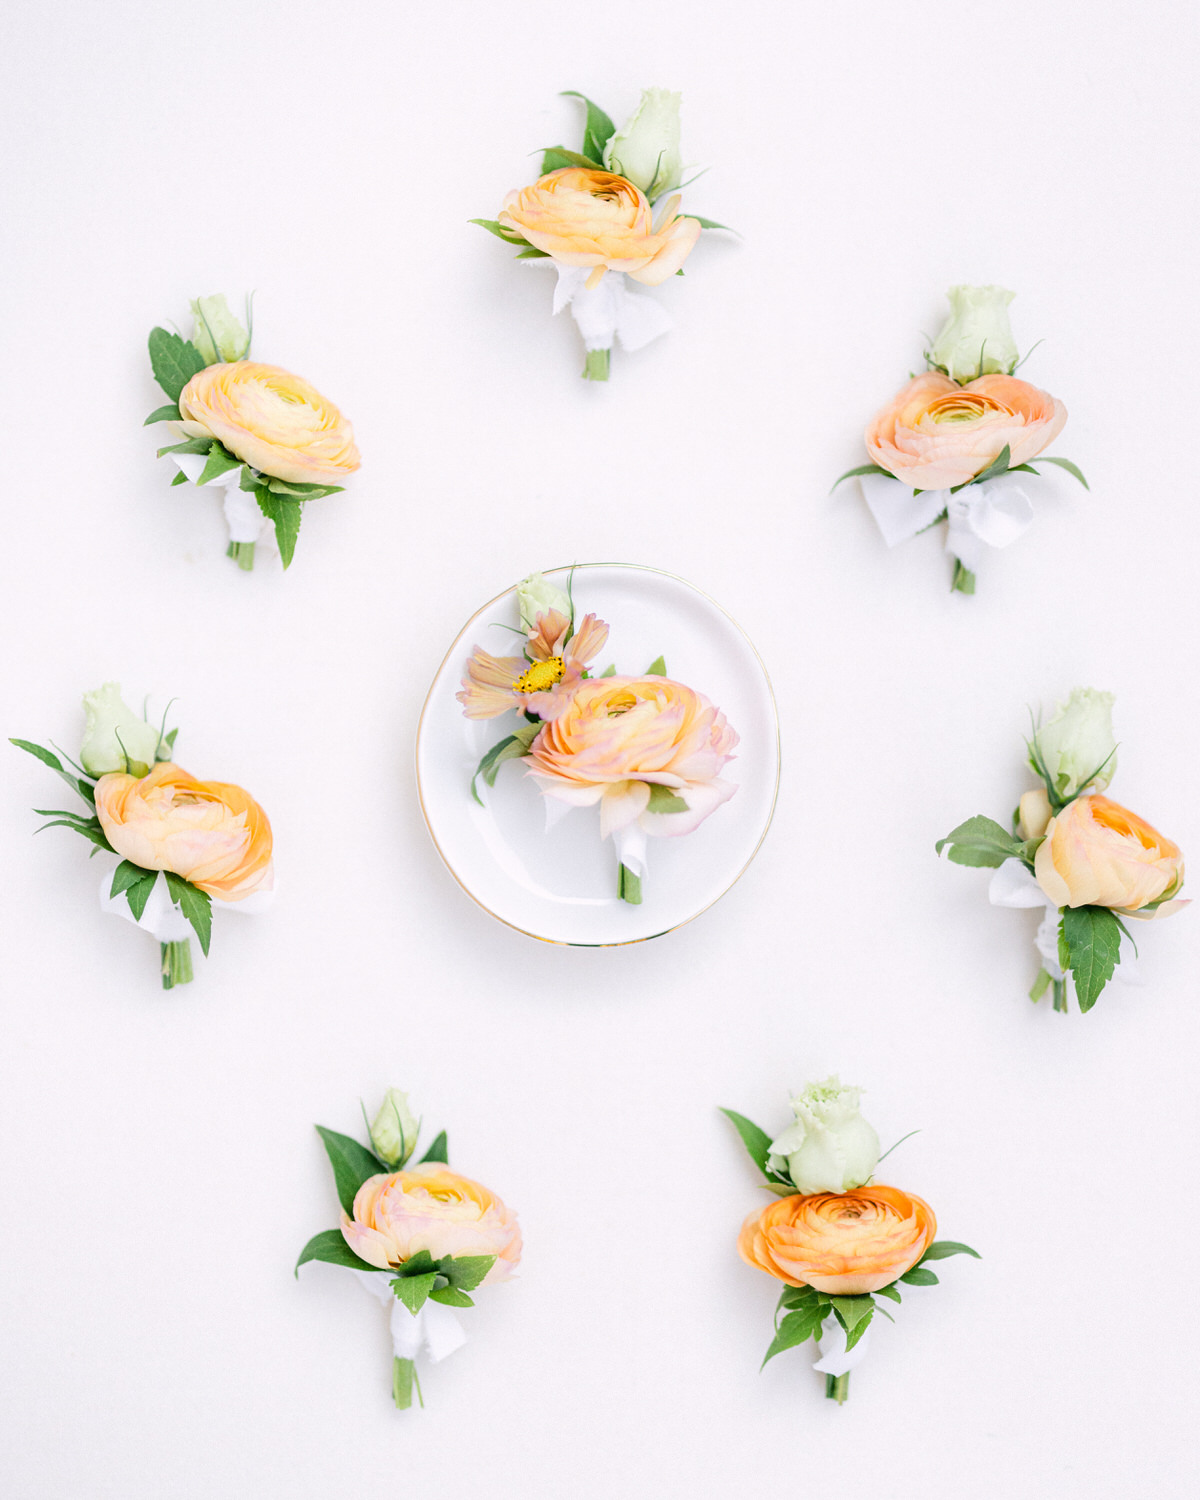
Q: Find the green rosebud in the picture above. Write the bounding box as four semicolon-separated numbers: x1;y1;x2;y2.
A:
602;87;683;200
369;1088;420;1169
928;284;1019;384
1031;687;1118;801
189;293;250;365
767;1077;881;1195
79;683;162;778
516;572;573;634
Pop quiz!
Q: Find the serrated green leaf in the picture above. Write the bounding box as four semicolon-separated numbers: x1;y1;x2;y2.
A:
1036;455;1089;490
874;1282;903;1303
148;327;205;402
429;1285;475;1307
645;783;689;814
390;1272;437;1315
919;1240;981;1263
255;488;302;569
645;655;667;676
264;476;343;499
779;1284;823;1312
830;1295;875;1334
720;1108;775;1180
110;860;151;898
833;462;896;489
196;443;242;486
418;1129;448;1165
935;815;1023;868
314;1125;387;1215
899;1266;939;1286
955;443;1012;492
170;470;189;486
11;738;97;806
439;1255;496;1292
560;90;616;164
1061;904;1122;1012
163;870;211;957
761;1307;824;1367
393;1250;439;1278
124;871;158;921
157;437;212;459
842;1308;874;1351
294;1228;382;1277
144;403;182;425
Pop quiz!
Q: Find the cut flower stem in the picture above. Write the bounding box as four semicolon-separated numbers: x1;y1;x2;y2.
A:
226;540;256;571
951;560;976;594
160;939;193;989
583;348;611;382
825;1372;850;1404
392;1357;423;1410
618;863;643;905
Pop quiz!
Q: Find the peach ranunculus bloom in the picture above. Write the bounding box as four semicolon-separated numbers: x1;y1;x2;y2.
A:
178;361;360;487
340;1163;522;1285
497;167;701;290
524;675;738;840
1034;794;1185;912
95;762;273;901
865;371;1066;492
738;1185;937;1295
457;610;610;722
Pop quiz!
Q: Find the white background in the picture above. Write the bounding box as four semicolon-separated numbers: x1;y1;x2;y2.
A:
2;2;1198;1496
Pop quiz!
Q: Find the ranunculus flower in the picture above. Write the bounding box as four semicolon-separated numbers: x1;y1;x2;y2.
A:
767;1078;881;1196
80;682;162;778
1034;794;1184;911
738;1185;936;1295
865;371;1066;491
458;611;610;722
497;167;701;288
928;284;1019;384
341;1164;522;1284
369;1088;420;1170
1032;688;1117;800
95;761;273;901
178;361;360;486
524;674;738;840
189;293;250;364
603;87;683;199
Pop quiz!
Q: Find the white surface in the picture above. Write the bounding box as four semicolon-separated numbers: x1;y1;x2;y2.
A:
1;3;1198;1498
417;564;778;943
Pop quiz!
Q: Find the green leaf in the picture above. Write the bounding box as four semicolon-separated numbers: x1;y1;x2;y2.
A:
560;90;616;164
195;444;242;486
163;871;212;957
314;1125;387;1215
1029;967;1053;1003
35;816;114;852
935;815;1023;868
469;217;529;245
390;1273;437;1314
264;477;343;499
540;146;600;173
833;462;896;489
645;783;689;814
598;664;616;678
899;1266;939;1286
294;1228;382;1277
255;489;303;570
689;216;735;231
469;731;538;806
429;1285;475;1308
830;1295;876;1336
157;437;213;459
919;1240;981;1263
842;1309;874;1351
439;1254;495;1292
418;1129;448;1165
951;560;977;595
955;443;1012;492
170;470;189;487
1036;455;1089;490
1061;905;1122;1012
148;327;206;402
514;247;550;259
110;860;158;919
11;738;97;806
645;655;667;676
761;1307;824;1367
875;1282;903;1303
719;1108;775;1180
144;403;182;425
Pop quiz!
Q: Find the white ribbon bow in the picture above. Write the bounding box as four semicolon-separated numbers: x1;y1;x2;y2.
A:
987;859;1140;986
100;869;274;943
170;451;268;547
812;1313;872;1378
550;264;674;354
353;1271;468;1364
860;472;1035;572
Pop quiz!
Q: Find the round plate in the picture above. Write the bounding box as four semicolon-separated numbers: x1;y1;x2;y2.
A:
416;564;780;945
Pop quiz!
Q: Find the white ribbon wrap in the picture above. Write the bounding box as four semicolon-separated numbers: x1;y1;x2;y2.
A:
352;1271;468;1364
987;859;1140;986
812;1313;872;1377
612;821;648;881
99;869;274;943
551;265;674;354
860;472;1035;572
170;452;267;546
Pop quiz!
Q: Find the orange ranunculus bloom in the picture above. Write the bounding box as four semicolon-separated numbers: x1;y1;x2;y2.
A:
1034;794;1184;912
95;762;273;902
865;371;1066;491
497;168;701;288
178;361;360;486
738;1185;936;1295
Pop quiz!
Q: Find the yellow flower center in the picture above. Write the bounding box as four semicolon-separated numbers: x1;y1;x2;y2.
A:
513;657;564;694
606;690;638;716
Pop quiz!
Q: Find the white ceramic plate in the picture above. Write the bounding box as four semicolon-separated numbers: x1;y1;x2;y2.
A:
416;564;779;945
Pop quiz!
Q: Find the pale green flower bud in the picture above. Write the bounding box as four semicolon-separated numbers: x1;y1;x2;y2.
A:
767;1077;880;1195
1032;687;1117;800
190;293;250;364
80;683;162;777
928;285;1019;384
369;1088;420;1169
602;88;683;199
516;572;572;634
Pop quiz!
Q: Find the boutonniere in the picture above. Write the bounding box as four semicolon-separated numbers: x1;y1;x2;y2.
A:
145;294;360;570
296;1089;522;1411
457;570;738;904
836;286;1087;593
724;1079;977;1405
12;683;273;989
473;89;730;381
938;688;1186;1012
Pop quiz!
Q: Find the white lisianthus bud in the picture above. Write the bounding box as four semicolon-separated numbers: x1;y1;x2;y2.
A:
602;87;683;199
767;1077;881;1196
80;683;162;778
189;293;250;364
1032;687;1118;800
928;285;1020;384
369;1088;420;1169
516;572;573;633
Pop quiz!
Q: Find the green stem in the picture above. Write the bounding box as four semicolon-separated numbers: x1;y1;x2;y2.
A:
226;540;255;571
951;559;976;595
583;347;611;382
1052;979;1068;1013
160;939;193;990
825;1372;851;1404
391;1357;423;1410
618;862;643;905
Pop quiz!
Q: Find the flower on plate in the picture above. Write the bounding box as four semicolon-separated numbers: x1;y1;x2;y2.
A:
80;682;163;778
457;611;610;722
341;1164;522;1283
497;167;701;288
369;1088;421;1170
1032;688;1117;801
524;674;738;840
1034;794;1184;912
767;1078;881;1196
95;762;273;901
602;87;683;199
178;361;360;486
928;285;1019;384
738;1185;936;1295
865;371;1066;491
